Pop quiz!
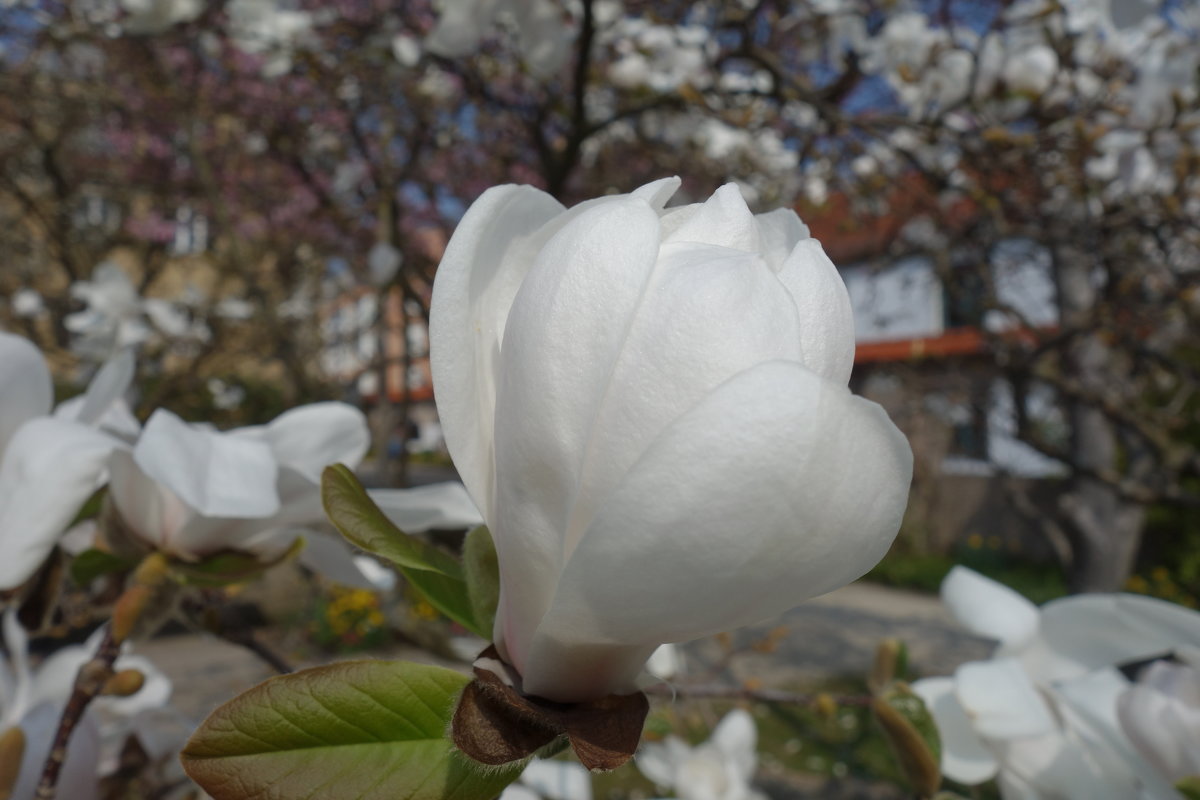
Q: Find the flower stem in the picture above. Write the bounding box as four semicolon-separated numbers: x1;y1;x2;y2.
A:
34;624;120;800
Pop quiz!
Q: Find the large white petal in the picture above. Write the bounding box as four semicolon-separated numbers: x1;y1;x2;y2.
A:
637;737;690;788
1056;668;1183;796
55;395;141;443
941;566;1040;650
262;402;370;479
911;676;999;784
107;449;194;552
0;419;121;590
429;183;565;520
368;482;484;532
557;242;804;561
631;176;682;211
1034;593;1200;678
661;183;760;253
774;239;855;386
710;709;757;781
489;195;662;677
164;468;322;559
0;332;53;457
67;349;136;428
134;409;279;519
992;724;1139;800
521;361;911;701
954;658;1056;740
754;208;809;272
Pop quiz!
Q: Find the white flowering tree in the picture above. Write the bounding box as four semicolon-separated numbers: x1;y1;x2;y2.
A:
4;0;1197;589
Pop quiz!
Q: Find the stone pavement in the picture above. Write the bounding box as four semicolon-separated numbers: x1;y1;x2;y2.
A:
689;580;993;687
144;580;992;724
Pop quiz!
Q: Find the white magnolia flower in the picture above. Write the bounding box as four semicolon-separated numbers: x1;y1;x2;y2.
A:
429;177;912;701
105;404;362;568
10;288;44;318
645;643;683;682
367;241;402;286
119;0;205;34
424;0;572;79
104;404;483;588
0;612;171;800
500;758;592;800
226;0;313;77
392;33;421;67
913;567;1200;799
65;263;189;361
206;378;246;411
1118;658;1200;784
0;334;135;590
637;709;764;800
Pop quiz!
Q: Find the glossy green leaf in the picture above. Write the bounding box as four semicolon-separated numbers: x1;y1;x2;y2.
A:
321;465;484;636
182;660;524;800
70;548;137;586
462;526;500;636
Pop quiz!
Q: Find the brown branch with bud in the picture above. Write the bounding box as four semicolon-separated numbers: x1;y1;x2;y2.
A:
33;625;120;800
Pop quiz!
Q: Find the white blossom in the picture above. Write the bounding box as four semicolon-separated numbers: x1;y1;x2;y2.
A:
638;709;764;800
429;178;911;701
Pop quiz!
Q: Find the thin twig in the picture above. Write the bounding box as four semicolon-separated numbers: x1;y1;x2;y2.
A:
35;625;121;800
217;629;295;675
179;596;295;675
647;682;872;707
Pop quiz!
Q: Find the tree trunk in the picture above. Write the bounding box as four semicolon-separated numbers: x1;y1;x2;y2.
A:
1056;245;1145;592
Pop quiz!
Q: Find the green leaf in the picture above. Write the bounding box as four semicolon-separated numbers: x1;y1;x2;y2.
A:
70;549;138;586
170;539;305;587
462;526;500;636
1177;776;1200;800
182;660;524;800
322;464;485;637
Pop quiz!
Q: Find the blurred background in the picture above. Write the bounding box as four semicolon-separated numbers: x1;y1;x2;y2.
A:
1;0;1197;612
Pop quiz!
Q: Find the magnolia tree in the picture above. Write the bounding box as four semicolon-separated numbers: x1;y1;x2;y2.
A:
4;0;1196;589
0;0;1198;799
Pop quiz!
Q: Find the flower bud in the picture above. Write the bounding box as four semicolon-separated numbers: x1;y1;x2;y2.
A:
430;178;912;702
0;726;25;800
102;668;147;698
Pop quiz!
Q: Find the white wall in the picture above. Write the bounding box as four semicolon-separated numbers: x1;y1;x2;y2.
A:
843;256;944;342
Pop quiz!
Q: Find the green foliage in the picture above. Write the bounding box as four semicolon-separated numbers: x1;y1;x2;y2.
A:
462;526;500;635
69;548;137;585
182;660;524;800
321;464;487;637
867;546;1067;604
1177;776;1200;800
171;540;305;587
